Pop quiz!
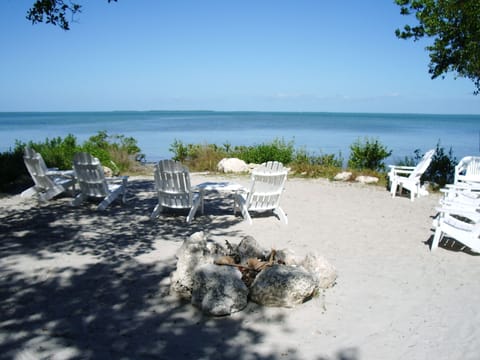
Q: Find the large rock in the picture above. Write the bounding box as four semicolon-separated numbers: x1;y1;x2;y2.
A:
299;253;337;289
170;231;226;299
355;175;379;184
249;265;317;307
235;235;269;264
217;158;249;173
334;172;352;181
191;264;248;316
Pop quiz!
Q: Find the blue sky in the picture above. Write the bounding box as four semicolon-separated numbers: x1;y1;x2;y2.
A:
1;0;479;114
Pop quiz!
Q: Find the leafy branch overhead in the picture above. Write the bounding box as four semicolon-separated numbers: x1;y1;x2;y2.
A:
26;0;117;31
395;0;480;94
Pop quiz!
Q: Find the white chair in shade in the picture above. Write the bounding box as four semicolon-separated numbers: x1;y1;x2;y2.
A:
151;159;201;223
387;149;435;201
234;166;288;224
72;152;128;210
258;161;286;172
454;156;480;186
431;201;480;253
21;147;76;202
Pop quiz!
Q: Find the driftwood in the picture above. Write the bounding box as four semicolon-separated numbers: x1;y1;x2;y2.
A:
214;249;279;287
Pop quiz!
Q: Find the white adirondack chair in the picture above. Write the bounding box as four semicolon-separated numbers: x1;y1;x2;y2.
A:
72;152;128;210
234;166;288;224
258;161;286;172
151;159;201;223
431;203;480;253
454;156;480;185
21;147;76;202
388;149;435;201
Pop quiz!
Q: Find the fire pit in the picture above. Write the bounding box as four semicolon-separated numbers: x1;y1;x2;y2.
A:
170;232;337;316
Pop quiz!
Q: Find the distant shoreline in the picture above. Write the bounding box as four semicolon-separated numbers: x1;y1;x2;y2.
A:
1;110;480;116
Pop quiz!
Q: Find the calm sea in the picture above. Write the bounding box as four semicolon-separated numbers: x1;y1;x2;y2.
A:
0;111;479;163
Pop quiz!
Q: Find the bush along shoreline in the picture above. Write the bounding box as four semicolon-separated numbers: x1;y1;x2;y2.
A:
0;134;456;194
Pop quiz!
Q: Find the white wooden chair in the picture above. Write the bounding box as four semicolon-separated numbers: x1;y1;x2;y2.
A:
259;161;286;172
431;202;480;253
387;149;435;201
151;159;201;223
454;156;480;185
72;152;128;210
21;147;76;202
234;166;288;224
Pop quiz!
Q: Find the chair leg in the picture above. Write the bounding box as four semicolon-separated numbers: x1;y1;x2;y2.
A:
150;203;162;219
98;189;122;210
186;195;201;223
274;207;288;225
390;181;398;198
121;188;127;204
72;193;86;207
431;228;443;251
242;206;253;225
21;186;37;198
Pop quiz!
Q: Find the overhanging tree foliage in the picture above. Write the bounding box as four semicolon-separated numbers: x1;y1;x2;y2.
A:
27;0;117;31
395;0;480;94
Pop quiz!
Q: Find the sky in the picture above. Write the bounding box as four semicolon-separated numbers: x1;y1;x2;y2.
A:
0;0;479;114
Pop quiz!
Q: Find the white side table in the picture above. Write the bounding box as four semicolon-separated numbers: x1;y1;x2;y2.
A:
193;181;245;214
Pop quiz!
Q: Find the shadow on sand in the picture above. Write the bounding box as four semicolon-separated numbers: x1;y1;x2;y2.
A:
0;179;359;360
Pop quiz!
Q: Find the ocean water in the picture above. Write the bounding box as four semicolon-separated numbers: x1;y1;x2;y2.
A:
0;111;479;163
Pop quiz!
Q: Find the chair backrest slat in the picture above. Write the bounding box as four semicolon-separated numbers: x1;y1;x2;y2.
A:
73;152;109;198
154;160;192;209
247;169;287;211
410;149;435;180
23;148;56;190
455;156;480;184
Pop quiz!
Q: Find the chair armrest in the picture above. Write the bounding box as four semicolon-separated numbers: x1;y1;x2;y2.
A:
388;166;415;177
436;204;480;217
46;169;75;178
388;165;415;170
106;176;129;185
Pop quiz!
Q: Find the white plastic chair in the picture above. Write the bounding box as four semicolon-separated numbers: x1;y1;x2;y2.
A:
454;156;480;185
387;149;435;201
234;166;288;224
151;160;201;223
258;161;286;172
21;147;76;202
431;203;480;253
72;152;128;210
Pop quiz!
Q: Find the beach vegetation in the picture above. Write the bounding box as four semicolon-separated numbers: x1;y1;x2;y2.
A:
169;138;296;171
232;138;295;165
396;0;480;94
170;140;228;171
0;131;143;193
347;137;392;172
423;142;457;188
0;146;30;193
82;130;144;174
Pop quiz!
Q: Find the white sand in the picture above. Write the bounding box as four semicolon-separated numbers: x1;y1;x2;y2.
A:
1;174;479;360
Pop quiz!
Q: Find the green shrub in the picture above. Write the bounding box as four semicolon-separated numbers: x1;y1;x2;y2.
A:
0;145;29;193
26;134;79;169
81;130;143;174
169;139;190;162
423;142;457;188
0;131;144;193
348;137;392;171
232;138;295;164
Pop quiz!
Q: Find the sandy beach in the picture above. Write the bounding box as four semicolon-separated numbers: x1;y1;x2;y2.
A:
1;173;479;360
